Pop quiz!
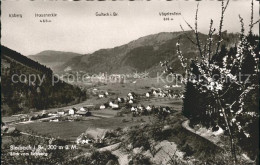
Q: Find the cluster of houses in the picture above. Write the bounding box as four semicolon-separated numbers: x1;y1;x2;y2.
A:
99;100;120;110
99;92;139;110
126;92;138;104
145;88;184;99
28;106;94;123
93;89;109;98
55;106;93;117
130;105;174;116
163;84;182;89
96;87;183;113
95;90;176;118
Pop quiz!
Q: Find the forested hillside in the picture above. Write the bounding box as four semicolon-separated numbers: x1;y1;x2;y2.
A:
1;46;87;116
57;31;240;76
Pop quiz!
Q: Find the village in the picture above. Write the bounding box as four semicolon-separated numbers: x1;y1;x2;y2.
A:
2;77;183;144
2;76;201;164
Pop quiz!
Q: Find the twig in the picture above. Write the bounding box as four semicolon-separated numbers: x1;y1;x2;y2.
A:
249;0;254;34
195;2;203;57
239;15;245;40
251;19;260;29
223;0;230;13
183;19;194;31
180;25;196;45
207;19;214;62
215;0;230;56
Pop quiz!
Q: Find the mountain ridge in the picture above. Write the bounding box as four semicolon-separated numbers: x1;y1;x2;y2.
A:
28;50;84;70
56;31;240;75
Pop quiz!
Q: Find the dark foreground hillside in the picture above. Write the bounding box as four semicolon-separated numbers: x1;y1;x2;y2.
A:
1;46;87;116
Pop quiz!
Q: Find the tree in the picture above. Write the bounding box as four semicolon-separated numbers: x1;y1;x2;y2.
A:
161;0;259;164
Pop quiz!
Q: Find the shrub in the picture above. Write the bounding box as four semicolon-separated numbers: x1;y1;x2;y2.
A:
181;144;194;157
129;154;152;165
127;129;150;150
90;151;118;165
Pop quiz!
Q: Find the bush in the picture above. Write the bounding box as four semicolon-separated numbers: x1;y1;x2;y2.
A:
86;111;92;116
129;154;152;165
181;144;194;157
127;129;150;150
90;151;118;165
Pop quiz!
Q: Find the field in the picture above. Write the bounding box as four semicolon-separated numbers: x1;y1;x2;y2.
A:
16;115;153;141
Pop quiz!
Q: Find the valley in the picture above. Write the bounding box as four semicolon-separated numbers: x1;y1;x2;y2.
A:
1;30;257;164
2;75;246;164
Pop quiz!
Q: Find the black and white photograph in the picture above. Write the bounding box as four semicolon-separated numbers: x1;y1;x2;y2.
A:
1;0;259;164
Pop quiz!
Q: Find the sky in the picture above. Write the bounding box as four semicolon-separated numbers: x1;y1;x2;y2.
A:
1;0;259;55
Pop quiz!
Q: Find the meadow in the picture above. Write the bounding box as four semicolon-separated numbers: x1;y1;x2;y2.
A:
16;115;153;141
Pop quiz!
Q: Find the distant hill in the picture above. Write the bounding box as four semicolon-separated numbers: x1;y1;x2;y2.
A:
1;46;86;116
57;31;240;76
28;50;83;70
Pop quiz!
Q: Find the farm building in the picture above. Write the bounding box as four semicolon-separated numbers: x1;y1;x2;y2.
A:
1;126;20;136
84;128;108;144
98;94;104;98
41;110;47;115
57;111;65;115
79;107;87;111
76;133;93;144
76;108;91;116
68;109;75;115
100;105;106;110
